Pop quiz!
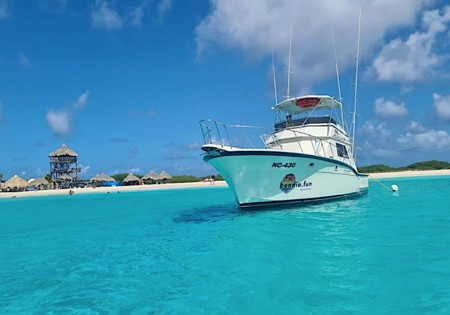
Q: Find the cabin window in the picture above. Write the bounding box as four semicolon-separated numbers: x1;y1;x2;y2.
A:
336;143;349;158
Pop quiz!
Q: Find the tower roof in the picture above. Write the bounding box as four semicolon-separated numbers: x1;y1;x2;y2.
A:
49;144;78;157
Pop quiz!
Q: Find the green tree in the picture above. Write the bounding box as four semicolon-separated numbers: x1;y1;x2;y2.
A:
407;160;450;170
111;173;129;183
44;174;53;184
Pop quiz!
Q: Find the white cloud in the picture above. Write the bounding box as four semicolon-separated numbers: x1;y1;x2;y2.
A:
35;167;45;176
91;0;123;30
433;93;450;120
157;0;172;21
374;97;409;118
360;119;450;158
398;129;450;150
184;142;201;150
196;0;426;89
129;5;145;27
74;91;89;108
367;6;450;83
46;109;70;135
407;120;427;133
130;168;140;173
0;1;10;19
19;53;31;68
79;164;91;175
359;121;392;140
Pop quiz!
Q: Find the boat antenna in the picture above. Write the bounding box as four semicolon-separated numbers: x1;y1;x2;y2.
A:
286;26;293;99
272;49;278;104
351;8;362;161
330;24;344;129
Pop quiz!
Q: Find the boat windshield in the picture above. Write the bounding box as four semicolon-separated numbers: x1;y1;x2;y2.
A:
274;116;337;130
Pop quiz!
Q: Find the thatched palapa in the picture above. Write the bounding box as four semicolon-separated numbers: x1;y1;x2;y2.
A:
90;173;115;182
28;178;49;190
122;174;141;186
2;175;28;191
142;172;160;184
159;171;172;180
49;144;78;157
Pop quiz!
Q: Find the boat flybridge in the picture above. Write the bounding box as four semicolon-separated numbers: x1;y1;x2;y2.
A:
200;95;368;208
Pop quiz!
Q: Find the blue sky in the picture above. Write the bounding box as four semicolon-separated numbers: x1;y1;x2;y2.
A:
1;0;450;179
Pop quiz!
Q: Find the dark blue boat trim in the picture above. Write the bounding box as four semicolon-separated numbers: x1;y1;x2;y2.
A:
239;188;369;209
202;146;368;177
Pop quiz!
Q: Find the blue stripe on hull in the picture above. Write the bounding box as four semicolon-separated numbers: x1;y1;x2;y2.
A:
239;188;369;209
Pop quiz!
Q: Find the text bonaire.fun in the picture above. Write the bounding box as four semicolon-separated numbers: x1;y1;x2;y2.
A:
280;180;312;190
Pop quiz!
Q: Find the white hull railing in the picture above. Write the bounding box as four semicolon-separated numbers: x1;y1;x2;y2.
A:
200;119;270;149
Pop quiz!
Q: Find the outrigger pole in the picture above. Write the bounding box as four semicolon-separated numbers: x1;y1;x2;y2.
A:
286;26;293;100
272;50;278;104
351;8;362;161
330;24;345;130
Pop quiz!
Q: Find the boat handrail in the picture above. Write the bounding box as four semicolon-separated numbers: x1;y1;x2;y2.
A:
200;119;354;165
199;119;271;149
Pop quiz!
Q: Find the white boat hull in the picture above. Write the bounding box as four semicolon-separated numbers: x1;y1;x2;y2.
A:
204;147;368;208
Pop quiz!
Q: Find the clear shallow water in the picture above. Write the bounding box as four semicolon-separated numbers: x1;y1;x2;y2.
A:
1;177;450;314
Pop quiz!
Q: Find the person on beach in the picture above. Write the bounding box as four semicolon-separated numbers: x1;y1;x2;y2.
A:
210;175;215;185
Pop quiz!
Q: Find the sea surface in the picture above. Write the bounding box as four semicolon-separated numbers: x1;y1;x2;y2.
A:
1;176;450;314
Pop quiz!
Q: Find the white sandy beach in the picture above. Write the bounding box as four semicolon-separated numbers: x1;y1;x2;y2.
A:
368;169;450;179
1;169;450;199
0;181;228;199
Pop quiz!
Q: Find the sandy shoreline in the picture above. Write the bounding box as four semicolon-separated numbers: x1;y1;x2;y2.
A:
367;169;450;179
1;169;450;199
0;181;228;199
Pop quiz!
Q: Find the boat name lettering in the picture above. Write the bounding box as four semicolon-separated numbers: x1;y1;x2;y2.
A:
280;180;312;190
272;162;296;168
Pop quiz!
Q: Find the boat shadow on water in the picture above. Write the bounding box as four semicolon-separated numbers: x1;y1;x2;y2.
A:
173;193;368;224
172;204;241;224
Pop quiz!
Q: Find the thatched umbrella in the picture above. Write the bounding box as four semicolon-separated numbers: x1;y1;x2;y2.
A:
3;175;28;191
48;144;77;157
29;178;49;190
158;171;172;183
122;174;141;186
90;173;115;182
141;172;159;184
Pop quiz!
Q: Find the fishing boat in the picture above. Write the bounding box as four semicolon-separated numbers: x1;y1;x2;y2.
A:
200;20;368;208
199;95;369;208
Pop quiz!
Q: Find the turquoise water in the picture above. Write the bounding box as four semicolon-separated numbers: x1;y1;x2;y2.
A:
1;177;450;314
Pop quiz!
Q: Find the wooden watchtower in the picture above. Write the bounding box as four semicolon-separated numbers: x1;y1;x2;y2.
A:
48;144;80;188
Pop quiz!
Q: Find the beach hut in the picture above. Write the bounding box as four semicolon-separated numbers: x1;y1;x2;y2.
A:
122;174;141;186
2;175;28;192
158;171;172;184
141;172;160;184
